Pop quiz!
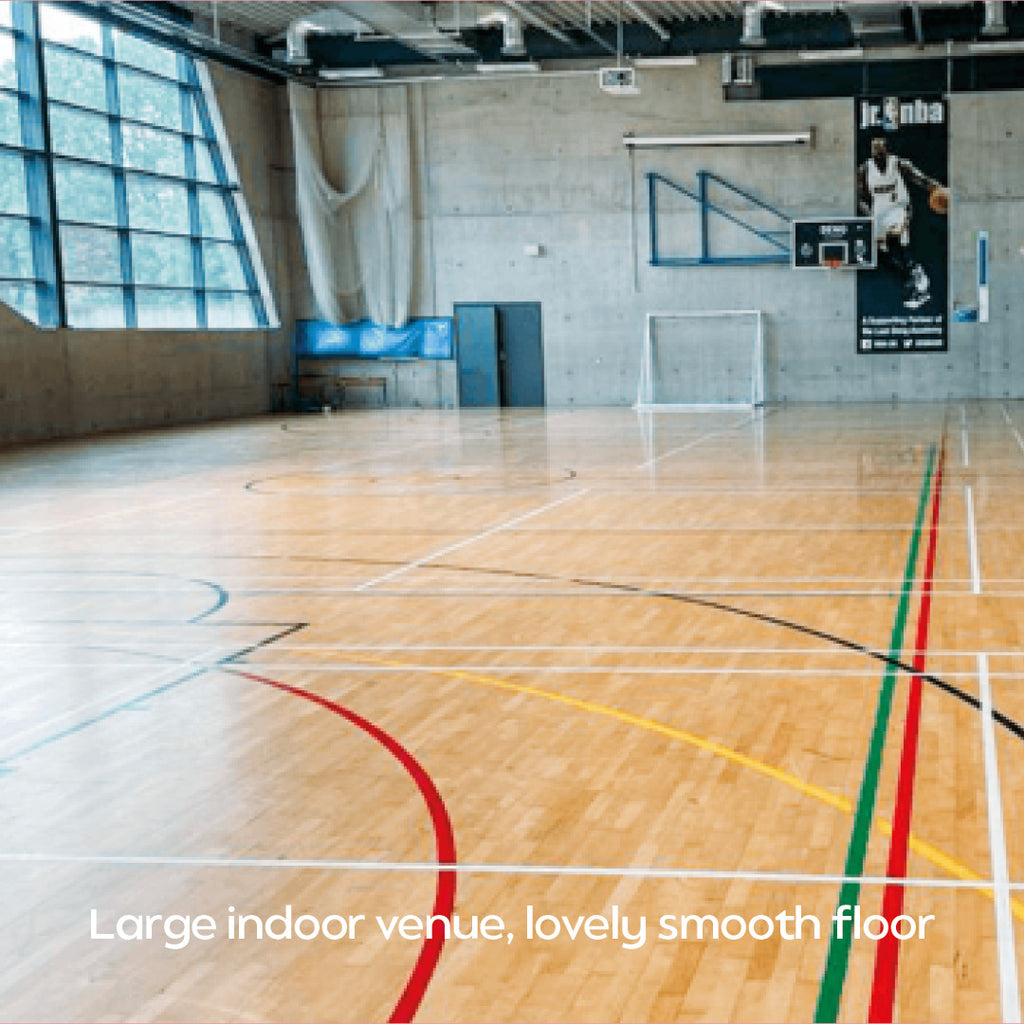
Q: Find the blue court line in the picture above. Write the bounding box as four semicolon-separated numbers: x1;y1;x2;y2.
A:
0;568;228;624
0;623;306;772
188;578;230;621
0;667;209;769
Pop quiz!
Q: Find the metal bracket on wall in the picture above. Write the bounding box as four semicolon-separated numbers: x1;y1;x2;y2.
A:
648;170;792;267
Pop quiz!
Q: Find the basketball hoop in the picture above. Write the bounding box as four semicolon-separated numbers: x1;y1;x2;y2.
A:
791;219;875;271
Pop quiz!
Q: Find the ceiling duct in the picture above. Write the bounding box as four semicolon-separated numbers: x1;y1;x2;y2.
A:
740;1;785;48
843;2;906;42
340;1;475;57
982;0;1009;36
740;2;766;46
286;3;475;66
286;9;368;64
477;8;526;55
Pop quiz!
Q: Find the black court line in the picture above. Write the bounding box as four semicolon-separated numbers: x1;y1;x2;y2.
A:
5;554;1022;767
220;553;1024;745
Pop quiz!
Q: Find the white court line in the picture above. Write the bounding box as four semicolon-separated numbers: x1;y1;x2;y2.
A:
966;485;982;594
1002;404;1024;457
968;469;1021;1023
4;641;1008;660
279;422;511;476
0;491;209;542
229;664;998;681
355;490;588;591
212;587;964;599
0;661;1001;681
978;653;1022;1023
0;662;994;679
81;574;990;586
635;415;755;471
0;573;985;586
158;587;1001;603
172;642;980;654
6;662;1003;680
0;651;217;756
0;525;958;541
0;851;1018;889
0;587;1012;605
222;662;907;678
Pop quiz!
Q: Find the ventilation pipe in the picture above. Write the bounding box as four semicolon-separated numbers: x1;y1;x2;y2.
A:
982;0;1009;36
740;1;787;47
741;2;766;46
477;8;526;55
286;9;368;65
286;19;319;64
741;4;766;46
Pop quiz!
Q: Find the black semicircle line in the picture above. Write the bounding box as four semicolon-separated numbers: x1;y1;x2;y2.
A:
234;551;1022;744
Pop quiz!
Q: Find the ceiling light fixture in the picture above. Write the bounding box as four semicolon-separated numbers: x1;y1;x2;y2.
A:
967;39;1024;52
475;61;541;72
797;47;865;60
623;131;813;147
634;56;698;67
318;66;385;79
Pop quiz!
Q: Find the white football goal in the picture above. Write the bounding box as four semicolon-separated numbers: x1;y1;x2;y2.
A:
635;309;765;410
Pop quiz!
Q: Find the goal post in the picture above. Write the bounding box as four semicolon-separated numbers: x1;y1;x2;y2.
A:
635;309;765;410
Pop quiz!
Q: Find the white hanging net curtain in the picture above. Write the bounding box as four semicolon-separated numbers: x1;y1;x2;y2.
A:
289;81;413;328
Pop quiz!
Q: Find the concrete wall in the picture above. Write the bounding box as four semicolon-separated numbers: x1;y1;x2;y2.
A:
0;62;295;444
951;90;1024;400
9;51;1024;434
375;59;1024;404
296;356;457;410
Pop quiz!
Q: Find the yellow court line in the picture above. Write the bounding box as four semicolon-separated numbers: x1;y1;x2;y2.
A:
344;652;1024;922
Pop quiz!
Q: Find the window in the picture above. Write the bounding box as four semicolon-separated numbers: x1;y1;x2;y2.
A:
0;1;273;329
0;4;52;323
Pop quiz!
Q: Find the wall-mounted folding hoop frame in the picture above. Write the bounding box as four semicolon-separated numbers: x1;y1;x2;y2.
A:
647;171;792;267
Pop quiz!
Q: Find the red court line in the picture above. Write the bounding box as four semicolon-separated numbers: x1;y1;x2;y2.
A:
867;441;946;1023
229;669;457;1024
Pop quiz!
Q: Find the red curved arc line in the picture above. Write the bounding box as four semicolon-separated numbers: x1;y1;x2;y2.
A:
232;669;457;1024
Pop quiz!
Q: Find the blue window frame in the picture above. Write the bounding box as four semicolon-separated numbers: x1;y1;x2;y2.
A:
0;0;274;329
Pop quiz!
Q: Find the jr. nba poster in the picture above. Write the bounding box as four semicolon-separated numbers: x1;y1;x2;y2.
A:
855;94;949;354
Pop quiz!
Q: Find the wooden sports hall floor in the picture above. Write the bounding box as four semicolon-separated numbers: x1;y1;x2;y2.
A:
1;401;1022;1023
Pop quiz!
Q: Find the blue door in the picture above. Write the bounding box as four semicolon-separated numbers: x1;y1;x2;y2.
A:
498;303;545;407
454;304;499;407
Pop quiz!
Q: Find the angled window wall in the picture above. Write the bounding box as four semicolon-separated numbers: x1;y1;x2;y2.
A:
0;1;55;324
0;1;274;329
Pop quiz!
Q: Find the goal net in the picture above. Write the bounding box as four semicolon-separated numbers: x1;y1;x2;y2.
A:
635;309;765;410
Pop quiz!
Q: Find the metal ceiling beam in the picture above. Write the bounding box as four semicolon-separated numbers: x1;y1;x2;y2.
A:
501;1;576;47
91;1;289;79
559;6;618;53
624;1;670;42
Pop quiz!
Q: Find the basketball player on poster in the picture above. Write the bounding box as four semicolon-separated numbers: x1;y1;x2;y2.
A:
857;132;950;310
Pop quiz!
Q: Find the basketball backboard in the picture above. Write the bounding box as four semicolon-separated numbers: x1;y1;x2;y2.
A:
792;217;875;269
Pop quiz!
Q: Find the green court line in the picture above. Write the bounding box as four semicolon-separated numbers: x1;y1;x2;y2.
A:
813;444;936;1023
